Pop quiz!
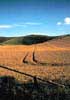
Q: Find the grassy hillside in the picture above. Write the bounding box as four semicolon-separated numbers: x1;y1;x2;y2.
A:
47;34;70;47
2;35;54;45
0;37;13;44
0;34;69;100
0;34;70;45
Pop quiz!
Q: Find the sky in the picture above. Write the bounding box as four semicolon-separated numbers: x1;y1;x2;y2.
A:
0;0;70;36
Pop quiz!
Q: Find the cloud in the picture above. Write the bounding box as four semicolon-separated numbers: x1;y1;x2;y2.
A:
57;22;62;25
57;17;70;26
13;24;27;27
64;17;70;24
0;25;12;29
25;22;42;25
13;22;41;28
0;22;42;29
27;32;47;35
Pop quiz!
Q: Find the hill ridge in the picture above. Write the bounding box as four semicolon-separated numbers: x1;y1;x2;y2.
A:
0;34;70;45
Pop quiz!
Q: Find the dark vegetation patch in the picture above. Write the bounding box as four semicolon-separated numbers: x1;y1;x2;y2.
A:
0;76;70;100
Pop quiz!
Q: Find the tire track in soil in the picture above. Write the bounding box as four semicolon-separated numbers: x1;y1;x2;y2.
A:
22;46;70;66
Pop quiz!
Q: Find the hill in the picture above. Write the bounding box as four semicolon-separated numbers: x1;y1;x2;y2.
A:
33;34;70;64
0;34;70;86
1;35;54;45
47;34;70;47
0;36;70;100
0;34;70;45
0;37;13;44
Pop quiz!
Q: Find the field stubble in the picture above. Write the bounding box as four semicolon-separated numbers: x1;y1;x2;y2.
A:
0;45;70;83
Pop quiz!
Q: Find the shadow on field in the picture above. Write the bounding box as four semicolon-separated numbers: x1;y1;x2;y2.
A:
0;76;70;100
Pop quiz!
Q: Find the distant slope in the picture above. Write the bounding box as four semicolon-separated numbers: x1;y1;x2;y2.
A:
0;37;13;44
30;34;70;65
0;34;70;45
2;35;54;45
46;34;70;47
